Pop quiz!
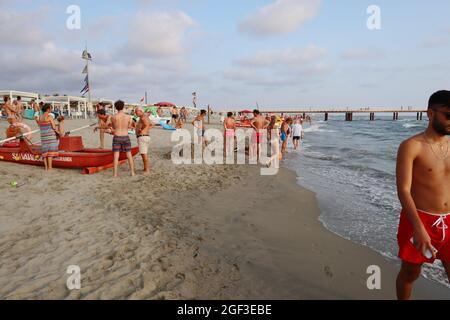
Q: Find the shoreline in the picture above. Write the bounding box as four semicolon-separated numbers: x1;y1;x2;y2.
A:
0;119;449;299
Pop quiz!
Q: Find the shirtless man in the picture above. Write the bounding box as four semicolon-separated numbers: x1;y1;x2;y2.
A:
31;99;39;114
94;109;111;149
135;107;154;175
251;110;269;163
111;100;135;178
192;110;207;147
15;96;24;122
3;96;18;124
224;112;236;158
171;106;179;124
396;90;450;300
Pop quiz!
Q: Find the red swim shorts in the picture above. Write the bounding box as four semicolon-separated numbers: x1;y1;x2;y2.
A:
252;131;265;144
397;209;450;264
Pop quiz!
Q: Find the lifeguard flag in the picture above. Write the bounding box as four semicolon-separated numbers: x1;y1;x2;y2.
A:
140;97;145;103
82;50;92;60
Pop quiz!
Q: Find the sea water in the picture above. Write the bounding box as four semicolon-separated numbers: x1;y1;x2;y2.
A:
282;114;450;289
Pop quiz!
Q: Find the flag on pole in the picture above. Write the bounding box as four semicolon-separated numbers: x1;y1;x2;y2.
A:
82;50;92;60
140;97;145;103
80;84;89;94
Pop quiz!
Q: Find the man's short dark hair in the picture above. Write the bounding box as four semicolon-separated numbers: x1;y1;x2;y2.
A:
98;109;106;115
428;90;450;109
253;110;260;115
17;96;21;101
227;112;233;117
115;100;125;111
3;95;9;102
200;109;207;115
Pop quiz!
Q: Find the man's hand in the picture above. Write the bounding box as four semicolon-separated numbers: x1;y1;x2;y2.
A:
412;227;437;259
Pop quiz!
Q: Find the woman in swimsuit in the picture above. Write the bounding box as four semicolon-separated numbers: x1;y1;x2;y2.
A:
38;104;59;171
280;118;292;156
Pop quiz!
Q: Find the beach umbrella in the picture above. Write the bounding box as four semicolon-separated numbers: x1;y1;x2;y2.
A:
155;102;176;107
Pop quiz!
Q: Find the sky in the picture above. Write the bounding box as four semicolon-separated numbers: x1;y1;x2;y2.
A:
1;0;450;110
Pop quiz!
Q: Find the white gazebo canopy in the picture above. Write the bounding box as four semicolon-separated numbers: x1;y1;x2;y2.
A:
0;90;39;108
42;95;88;119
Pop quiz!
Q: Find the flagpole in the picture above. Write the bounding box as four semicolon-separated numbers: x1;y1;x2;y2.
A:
86;42;91;119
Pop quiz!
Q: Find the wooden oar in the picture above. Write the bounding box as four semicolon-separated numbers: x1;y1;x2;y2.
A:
0;130;39;144
65;123;97;136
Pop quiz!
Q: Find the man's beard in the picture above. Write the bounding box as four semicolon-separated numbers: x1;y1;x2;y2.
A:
432;117;450;136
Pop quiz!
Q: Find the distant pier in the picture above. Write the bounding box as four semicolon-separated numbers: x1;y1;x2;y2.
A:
260;108;427;121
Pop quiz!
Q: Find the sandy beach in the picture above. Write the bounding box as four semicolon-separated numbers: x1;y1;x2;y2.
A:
0;118;449;300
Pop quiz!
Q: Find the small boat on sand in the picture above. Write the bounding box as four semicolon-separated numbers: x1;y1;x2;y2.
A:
0;136;138;173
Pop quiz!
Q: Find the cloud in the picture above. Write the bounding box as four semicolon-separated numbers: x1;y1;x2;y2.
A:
0;10;47;46
340;48;384;60
224;45;332;87
235;45;326;68
124;11;197;59
239;0;321;37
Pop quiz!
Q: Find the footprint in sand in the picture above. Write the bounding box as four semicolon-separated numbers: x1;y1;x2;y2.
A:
324;266;333;278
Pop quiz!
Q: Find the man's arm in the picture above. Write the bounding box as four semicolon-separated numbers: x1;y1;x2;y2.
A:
142;117;152;132
396;139;436;257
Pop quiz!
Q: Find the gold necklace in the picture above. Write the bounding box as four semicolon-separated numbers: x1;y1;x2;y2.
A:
423;134;449;160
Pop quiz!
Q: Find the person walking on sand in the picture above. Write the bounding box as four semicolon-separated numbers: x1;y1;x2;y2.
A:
94;109;112;149
396;90;450;300
135;106;153;175
38;104;59;171
111;100;135;178
192;109;207;147
251;110;269;163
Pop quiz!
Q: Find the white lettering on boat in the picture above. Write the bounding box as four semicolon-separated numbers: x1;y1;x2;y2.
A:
11;153;73;163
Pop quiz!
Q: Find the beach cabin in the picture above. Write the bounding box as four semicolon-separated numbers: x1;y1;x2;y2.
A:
42;96;90;119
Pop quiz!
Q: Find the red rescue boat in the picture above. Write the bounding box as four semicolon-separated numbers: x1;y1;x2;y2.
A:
0;136;139;173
